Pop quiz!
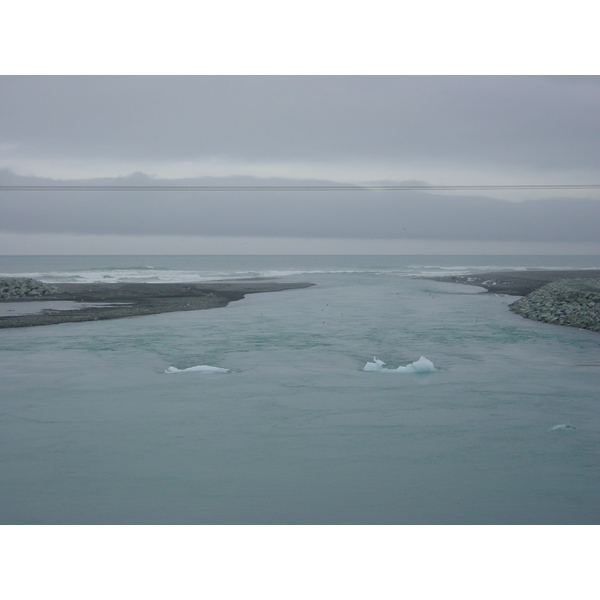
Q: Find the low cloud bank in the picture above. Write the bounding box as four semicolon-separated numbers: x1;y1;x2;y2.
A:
2;172;599;243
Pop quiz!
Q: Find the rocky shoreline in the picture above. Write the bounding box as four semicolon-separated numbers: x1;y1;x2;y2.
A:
0;278;315;328
424;269;600;333
508;278;600;332
0;276;59;299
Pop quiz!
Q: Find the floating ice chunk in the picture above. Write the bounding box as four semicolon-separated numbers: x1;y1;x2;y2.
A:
405;356;437;372
165;365;229;374
363;356;436;373
363;358;387;371
549;424;576;431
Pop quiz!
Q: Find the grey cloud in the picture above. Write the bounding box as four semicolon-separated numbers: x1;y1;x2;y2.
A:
2;76;599;250
1;76;599;174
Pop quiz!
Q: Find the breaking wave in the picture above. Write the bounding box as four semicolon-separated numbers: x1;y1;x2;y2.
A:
363;356;436;373
3;256;596;285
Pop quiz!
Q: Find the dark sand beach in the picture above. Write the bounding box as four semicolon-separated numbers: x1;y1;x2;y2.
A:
424;269;600;296
0;280;315;328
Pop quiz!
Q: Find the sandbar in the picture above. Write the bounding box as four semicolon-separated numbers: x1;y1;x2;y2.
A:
0;280;315;328
423;269;600;296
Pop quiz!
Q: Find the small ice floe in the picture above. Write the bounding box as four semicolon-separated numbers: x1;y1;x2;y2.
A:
165;365;229;374
549;424;576;431
363;356;436;373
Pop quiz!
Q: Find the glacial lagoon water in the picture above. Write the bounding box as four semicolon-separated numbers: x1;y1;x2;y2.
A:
0;255;598;524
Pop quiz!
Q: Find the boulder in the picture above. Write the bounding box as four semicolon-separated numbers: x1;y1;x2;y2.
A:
0;277;58;300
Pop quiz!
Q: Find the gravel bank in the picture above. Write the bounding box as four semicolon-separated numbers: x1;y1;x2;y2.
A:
508;278;600;332
423;269;600;296
423;269;600;333
0;280;315;328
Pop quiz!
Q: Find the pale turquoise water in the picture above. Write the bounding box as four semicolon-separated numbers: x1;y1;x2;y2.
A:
1;256;599;524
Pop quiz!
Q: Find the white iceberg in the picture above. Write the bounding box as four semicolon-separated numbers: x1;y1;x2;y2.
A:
363;356;436;373
165;365;229;374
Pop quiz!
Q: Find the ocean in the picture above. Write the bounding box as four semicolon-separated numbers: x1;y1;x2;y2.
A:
1;255;599;524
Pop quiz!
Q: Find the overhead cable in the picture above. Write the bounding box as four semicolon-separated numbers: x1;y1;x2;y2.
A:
1;184;599;192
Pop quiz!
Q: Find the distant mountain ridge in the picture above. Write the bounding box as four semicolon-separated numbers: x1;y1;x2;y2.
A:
1;170;599;242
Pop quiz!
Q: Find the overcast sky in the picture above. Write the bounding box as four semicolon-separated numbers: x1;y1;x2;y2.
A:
2;75;599;186
1;76;599;254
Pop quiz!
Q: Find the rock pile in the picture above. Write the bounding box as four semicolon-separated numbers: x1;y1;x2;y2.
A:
0;277;58;299
509;278;600;332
